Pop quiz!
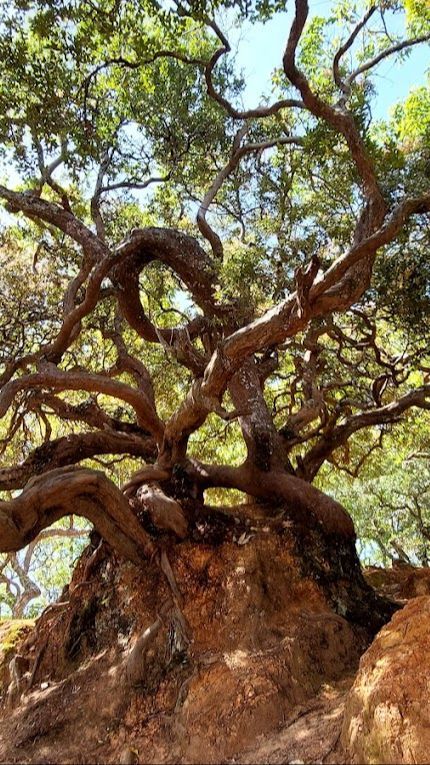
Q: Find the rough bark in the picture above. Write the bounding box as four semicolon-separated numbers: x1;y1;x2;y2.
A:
189;460;355;538
0;466;155;565
228;358;287;472
0;430;157;492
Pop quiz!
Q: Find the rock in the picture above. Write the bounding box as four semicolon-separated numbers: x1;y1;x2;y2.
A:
342;596;430;764
0;620;35;695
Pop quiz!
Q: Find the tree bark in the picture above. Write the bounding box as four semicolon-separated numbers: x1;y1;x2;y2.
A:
0;467;155;565
190;460;354;538
228;358;287;472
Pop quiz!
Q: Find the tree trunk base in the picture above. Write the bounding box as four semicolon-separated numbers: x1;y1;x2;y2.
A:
290;513;398;635
0;501;397;764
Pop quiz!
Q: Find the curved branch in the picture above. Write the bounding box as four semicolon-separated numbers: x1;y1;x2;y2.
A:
346;32;430;87
0;187;107;260
0;364;164;442
197;128;303;258
334;11;430;108
0;429;157;491
198;13;305;120
301;384;430;481
80;52;205;119
112;227;226;371
114;226;218;315
310;192;430;308
0;466;155;564
283;0;385;215
0;188;124;369
162;192;430;456
333;6;377;90
189;459;354;538
26;391;150;436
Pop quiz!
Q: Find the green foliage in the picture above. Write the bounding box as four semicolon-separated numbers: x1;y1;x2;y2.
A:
0;519;90;618
319;419;430;566
393;80;430;150
404;0;430;35
0;0;429;612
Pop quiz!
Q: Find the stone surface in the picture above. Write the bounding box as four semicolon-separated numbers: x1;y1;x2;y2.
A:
342;595;430;764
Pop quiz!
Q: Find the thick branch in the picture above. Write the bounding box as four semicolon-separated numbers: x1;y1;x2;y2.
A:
0;187;107;260
228;358;287;472
162;193;430;455
112;227;225;371
114;226;219;317
0;363;164;442
0;466;155;564
0;429;156;491
190;460;354;538
310;193;430;309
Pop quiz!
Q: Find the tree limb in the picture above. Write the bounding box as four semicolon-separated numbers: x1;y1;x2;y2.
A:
0;466;155;564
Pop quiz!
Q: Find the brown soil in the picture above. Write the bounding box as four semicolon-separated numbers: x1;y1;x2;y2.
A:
364;562;430;600
342;595;430;764
0;509;405;765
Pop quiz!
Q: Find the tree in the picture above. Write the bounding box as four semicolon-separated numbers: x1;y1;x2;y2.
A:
0;518;90;617
0;0;429;627
331;453;430;567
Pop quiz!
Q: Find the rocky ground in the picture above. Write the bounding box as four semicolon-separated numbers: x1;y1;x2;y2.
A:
1;511;430;765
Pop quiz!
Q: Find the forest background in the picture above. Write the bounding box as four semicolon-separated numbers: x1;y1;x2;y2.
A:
0;0;429;617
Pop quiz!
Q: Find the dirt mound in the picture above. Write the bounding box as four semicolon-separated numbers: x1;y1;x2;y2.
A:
341;595;430;764
227;674;354;764
0;508;376;764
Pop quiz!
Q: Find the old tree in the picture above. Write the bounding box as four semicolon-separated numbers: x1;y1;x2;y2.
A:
0;0;429;627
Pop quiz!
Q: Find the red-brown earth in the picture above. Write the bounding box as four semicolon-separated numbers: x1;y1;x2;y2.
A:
0;506;427;764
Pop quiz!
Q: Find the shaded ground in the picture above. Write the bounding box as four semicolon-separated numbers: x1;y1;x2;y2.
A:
0;513;418;765
228;675;354;765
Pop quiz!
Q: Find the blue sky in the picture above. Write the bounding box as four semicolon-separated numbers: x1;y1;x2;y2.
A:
222;1;430;121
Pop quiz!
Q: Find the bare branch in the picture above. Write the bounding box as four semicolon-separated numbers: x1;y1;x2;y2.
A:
197;128;303;258
346;33;430;88
0;429;156;491
283;0;385;215
301;384;430;481
0;187;107;259
90;150;112;241
0;363;164;442
33;136;72;211
333;5;377;105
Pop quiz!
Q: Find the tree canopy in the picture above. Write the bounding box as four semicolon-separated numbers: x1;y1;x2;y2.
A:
0;0;429;587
